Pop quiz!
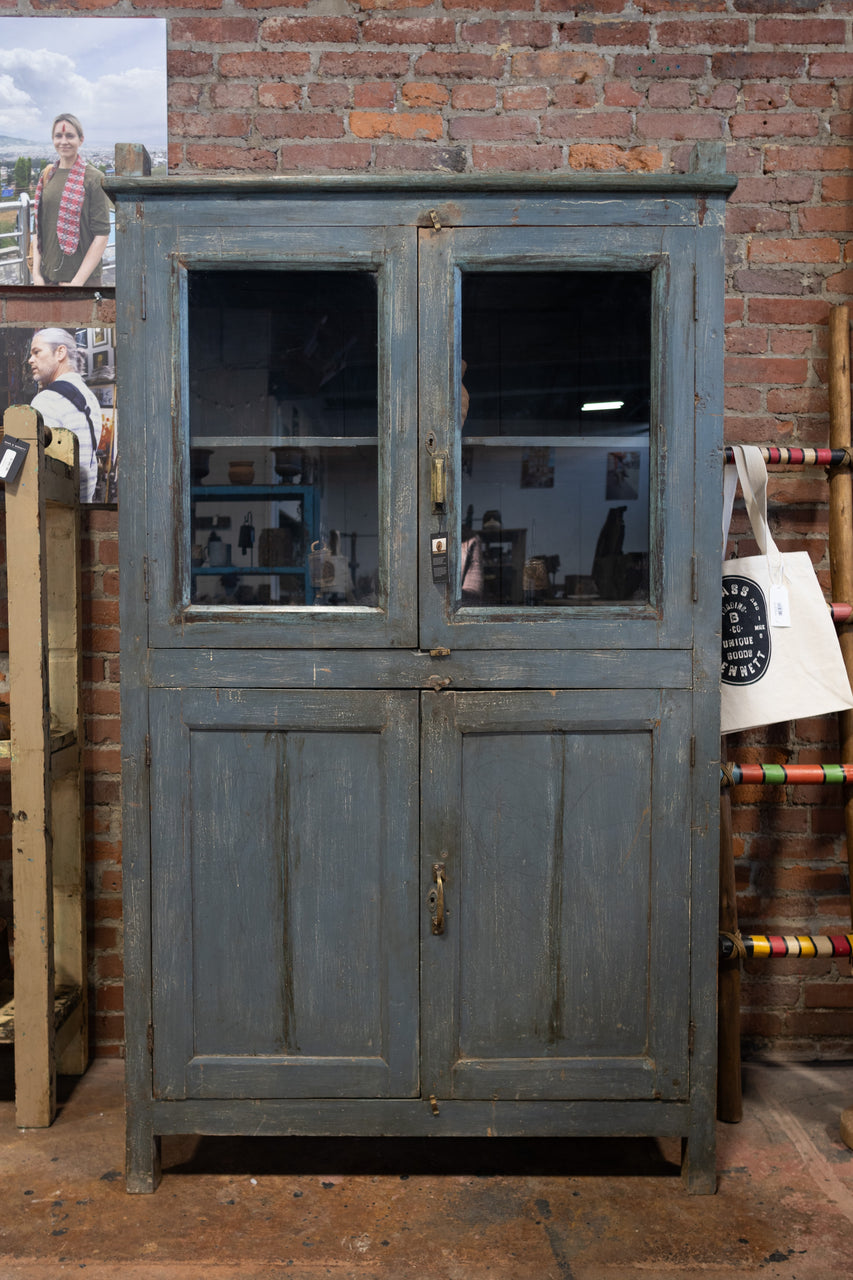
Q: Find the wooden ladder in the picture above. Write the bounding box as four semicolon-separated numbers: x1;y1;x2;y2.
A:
718;305;853;1134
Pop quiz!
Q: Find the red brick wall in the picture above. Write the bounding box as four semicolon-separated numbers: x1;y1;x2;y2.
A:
1;0;852;1062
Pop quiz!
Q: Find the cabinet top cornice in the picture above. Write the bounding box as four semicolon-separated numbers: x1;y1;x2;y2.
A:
106;171;738;199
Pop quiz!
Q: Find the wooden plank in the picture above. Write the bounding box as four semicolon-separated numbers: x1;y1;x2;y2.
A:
142;1094;692;1139
0;983;81;1045
45;429;87;1075
148;646;695;690
5;405;55;1127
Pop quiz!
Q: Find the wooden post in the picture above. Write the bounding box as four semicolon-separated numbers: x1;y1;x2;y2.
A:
828;305;853;926
5;406;87;1125
717;787;742;1122
6;406;56;1127
827;305;853;1152
114;143;151;178
46;429;88;1076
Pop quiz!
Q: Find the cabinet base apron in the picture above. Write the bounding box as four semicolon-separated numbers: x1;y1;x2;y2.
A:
126;1098;716;1196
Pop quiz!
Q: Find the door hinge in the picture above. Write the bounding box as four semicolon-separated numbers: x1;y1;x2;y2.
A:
689;735;696;768
146;1023;154;1055
143;555;150;602
691;555;698;602
428;208;442;231
144;733;151;769
140;271;147;321
688;1020;696;1055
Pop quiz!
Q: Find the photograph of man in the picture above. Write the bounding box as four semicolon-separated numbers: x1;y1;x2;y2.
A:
30;113;111;288
29;326;100;501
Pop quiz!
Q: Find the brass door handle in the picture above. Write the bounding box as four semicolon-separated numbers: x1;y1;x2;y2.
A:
431;455;447;509
428;861;446;935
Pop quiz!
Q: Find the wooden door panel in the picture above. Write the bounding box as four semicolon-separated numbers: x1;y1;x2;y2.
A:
421;689;691;1102
150;689;419;1100
458;729;651;1059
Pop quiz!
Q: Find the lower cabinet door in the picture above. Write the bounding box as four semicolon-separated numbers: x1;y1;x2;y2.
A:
149;684;692;1109
420;689;693;1103
149;688;420;1101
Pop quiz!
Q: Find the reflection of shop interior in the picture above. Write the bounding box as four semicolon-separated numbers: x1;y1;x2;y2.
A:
187;270;379;606
461;271;651;605
184;267;652;607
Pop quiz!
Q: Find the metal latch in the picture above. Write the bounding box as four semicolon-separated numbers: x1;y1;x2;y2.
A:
427;861;446;935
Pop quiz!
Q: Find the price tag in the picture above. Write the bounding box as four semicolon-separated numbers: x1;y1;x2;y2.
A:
769;582;791;628
431;533;448;584
0;435;28;484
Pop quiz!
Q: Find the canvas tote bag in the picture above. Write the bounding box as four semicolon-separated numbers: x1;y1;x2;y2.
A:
721;444;853;735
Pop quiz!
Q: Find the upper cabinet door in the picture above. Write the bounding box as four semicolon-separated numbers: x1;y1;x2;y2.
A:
143;221;418;650
418;224;697;652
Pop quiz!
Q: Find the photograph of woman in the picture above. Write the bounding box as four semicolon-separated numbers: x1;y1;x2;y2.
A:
30;113;112;288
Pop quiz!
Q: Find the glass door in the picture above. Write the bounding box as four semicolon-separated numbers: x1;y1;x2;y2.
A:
144;225;418;650
418;224;697;651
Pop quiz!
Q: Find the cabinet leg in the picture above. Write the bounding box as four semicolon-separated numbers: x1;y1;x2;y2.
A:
681;1127;717;1195
126;1112;162;1194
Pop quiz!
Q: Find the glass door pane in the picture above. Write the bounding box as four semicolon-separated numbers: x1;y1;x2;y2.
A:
188;269;379;608
418;224;695;652
459;270;651;609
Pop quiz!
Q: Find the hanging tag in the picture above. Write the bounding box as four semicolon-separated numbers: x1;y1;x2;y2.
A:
0;435;29;484
431;533;448;583
769;582;791;627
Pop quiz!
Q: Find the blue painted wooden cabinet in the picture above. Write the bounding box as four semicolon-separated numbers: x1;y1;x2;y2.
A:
113;169;734;1193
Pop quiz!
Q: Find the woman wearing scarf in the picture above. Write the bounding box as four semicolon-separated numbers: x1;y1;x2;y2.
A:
31;113;112;287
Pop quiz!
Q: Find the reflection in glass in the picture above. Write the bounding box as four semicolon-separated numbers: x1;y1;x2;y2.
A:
187;270;379;607
459;271;651;608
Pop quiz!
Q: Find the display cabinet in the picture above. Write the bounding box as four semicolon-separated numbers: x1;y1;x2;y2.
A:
112;161;735;1193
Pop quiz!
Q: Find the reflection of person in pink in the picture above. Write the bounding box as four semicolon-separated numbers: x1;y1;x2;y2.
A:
31;113;111;287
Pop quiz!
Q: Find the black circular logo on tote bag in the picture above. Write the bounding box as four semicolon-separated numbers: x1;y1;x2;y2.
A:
721;574;771;686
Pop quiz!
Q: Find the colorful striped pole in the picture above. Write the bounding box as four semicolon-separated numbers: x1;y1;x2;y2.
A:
722;763;853;787
723;445;852;467
720;932;853;960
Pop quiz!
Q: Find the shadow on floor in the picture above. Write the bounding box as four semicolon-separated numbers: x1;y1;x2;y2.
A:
162;1132;682;1180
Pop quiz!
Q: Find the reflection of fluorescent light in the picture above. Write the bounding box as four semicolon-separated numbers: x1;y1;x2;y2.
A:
581;400;624;412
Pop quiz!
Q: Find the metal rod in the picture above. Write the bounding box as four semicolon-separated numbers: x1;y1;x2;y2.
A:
719;932;853;960
723;445;851;466
722;763;853;787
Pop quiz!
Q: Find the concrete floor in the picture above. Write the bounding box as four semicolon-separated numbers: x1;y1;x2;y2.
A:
0;1059;852;1278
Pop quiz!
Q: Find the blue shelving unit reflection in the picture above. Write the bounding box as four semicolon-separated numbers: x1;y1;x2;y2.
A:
191;484;319;603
